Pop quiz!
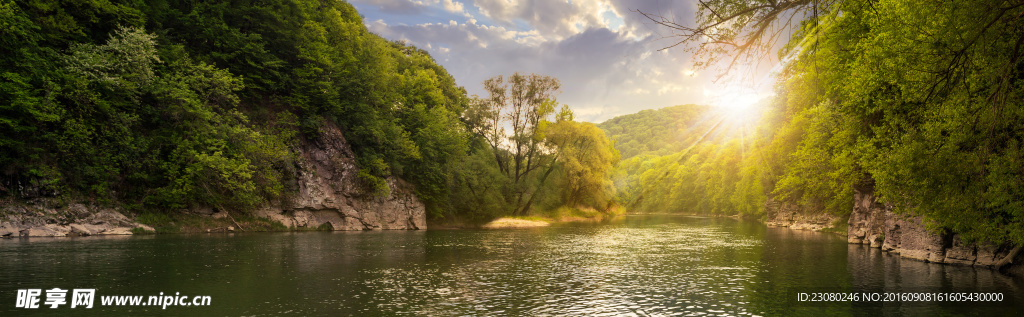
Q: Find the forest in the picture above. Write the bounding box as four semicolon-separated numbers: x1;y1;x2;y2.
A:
2;0;1023;248
600;104;766;217
0;0;617;222
611;0;1024;247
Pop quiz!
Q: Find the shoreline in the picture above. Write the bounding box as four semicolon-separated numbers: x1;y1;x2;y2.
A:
5;203;1021;276
429;214;615;230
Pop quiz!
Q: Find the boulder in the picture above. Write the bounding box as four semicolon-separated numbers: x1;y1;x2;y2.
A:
867;234;884;248
99;227;133;235
211;210;229;219
0;222;19;237
69;224;95;236
0;202;149;237
25;224;70;237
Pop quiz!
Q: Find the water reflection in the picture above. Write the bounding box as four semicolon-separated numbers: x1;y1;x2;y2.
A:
847;244;1023;316
0;215;1020;316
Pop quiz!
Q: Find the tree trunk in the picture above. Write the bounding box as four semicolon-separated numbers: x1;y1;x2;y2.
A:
995;245;1021;269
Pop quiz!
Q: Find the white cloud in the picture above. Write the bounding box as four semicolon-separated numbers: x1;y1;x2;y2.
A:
350;0;469;15
438;0;466;14
471;0;620;40
355;0;750;122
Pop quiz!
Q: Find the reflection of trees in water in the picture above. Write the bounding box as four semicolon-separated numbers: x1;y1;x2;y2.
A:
847;244;1024;315
6;218;1018;315
747;228;1023;315
406;220;767;315
745;228;853;315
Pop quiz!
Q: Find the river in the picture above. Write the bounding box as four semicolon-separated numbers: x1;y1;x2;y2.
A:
1;215;1020;316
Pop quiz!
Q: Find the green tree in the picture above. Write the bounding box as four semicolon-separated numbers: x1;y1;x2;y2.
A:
1;0;473;220
646;0;1024;253
475;73;561;215
545;110;620;208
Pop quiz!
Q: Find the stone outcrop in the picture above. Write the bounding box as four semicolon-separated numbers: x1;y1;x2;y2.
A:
1;122;426;236
847;184;888;247
0;201;154;237
253;122;426;231
880;214;948;263
765;199;840;232
847;184;1020;269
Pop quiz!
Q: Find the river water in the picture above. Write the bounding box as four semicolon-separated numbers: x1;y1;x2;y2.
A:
1;215;1021;316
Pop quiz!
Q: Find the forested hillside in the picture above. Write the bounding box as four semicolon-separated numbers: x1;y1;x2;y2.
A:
0;0;617;222
600;104;766;216
1;0;469;214
597;104;717;159
626;0;1024;247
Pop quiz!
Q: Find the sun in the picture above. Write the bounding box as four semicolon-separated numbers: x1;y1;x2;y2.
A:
706;84;767;120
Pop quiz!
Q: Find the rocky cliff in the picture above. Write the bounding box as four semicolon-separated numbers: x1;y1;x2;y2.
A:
254;122;426;230
847;184;1021;269
0;202;155;237
765;199;841;232
0;122;426;237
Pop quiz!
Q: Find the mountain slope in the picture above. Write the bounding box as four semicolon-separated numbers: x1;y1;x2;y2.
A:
598;104;727;160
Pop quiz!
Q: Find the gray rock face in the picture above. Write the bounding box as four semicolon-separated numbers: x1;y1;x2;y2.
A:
944;234;977;266
885;215;947;263
254;122;426;231
847;185;1020;268
974;243;1016;267
847;185;889;245
0;202;153;237
0;122;425;236
764;199;839;232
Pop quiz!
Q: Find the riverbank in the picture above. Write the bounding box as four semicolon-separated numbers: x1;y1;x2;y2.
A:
481;217;551;228
431;216;608;230
0;199;319;237
1;200;154;237
846;187;1023;272
763;199;847;234
6;213;1019;316
430;207;623;229
763;189;1024;276
1;198;622;236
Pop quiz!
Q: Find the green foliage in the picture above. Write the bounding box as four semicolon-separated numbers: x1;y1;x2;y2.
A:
448;144;512;220
662;0;1024;245
468;73;562;216
833;0;1024;245
0;0;470;218
602;105;767;217
597;104;716;159
545;119;619;208
357;171;391;198
450;78;620;220
130;227;154;234
135;212;178;233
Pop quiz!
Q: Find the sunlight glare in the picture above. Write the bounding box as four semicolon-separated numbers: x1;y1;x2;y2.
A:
708;84;767;119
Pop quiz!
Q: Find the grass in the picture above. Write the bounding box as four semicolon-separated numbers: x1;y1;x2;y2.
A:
481;217;550;228
503;215;550;222
430;206;622;229
134;210;292;233
500;205;625;225
541;206;624;222
130;227;155;234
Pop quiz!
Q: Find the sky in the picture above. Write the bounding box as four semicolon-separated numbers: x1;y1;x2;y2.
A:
350;0;780;123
